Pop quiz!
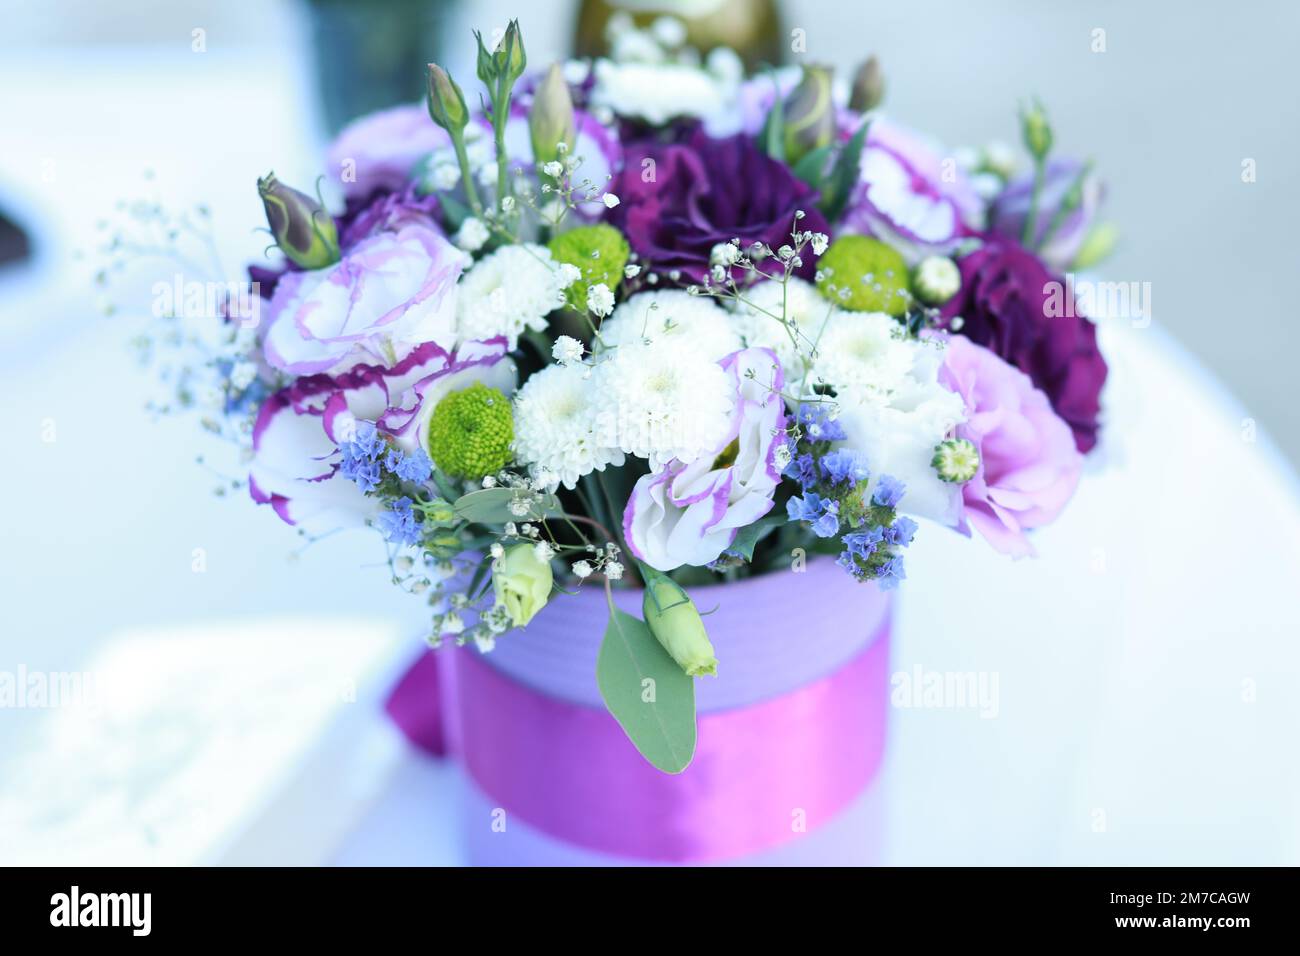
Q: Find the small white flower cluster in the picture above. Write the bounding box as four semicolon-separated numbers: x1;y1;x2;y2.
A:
570;541;625;583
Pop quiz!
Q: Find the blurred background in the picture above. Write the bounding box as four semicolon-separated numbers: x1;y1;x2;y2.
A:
1;0;1297;865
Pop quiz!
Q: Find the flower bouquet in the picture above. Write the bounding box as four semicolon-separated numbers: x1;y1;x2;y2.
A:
129;15;1111;863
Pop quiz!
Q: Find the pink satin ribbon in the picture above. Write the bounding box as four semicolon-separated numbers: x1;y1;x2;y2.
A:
387;617;890;863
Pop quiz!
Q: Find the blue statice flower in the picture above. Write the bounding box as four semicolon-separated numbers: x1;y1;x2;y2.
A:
351;420;385;459
811;499;841;538
819;448;870;487
836;549;863;578
376;496;421;546
875;556;907;590
786;491;825;523
786;492;841;537
386;447;434;484
883;516;918;547
784;452;818;491
339;442;382;492
872;474;906;508
843;525;884;559
796;404;847;443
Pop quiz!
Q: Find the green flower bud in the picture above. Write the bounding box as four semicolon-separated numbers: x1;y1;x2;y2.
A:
476;20;527;92
782;64;836;166
257;172;339;270
932;438;981;483
548;224;629;312
815;235;911;316
1071;221;1118;270
494;543;553;627
912;255;961;306
530;63;577;170
426;382;514;480
426;63;469;133
1020;100;1053;161
642;569;718;678
848;55;884;113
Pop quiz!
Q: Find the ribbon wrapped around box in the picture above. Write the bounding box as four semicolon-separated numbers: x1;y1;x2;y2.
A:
385;559;892;865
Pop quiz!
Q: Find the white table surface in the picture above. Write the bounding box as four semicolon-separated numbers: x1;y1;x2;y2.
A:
2;43;1298;867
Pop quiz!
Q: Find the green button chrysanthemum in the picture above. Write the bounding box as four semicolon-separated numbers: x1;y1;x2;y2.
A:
548;224;630;312
932;438;981;483
815;235;911;316
427;383;514;480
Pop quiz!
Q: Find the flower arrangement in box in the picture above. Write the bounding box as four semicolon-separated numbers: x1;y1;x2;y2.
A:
119;14;1111;848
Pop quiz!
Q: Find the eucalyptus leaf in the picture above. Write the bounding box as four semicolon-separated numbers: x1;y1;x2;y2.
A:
597;608;697;774
452;487;560;524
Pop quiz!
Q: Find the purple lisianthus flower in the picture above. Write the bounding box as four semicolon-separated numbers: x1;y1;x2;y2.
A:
607;127;829;283
327;103;450;200
842;118;985;263
261;224;468;376
625;348;787;571
940;240;1107;452
940;336;1083;558
990;158;1104;272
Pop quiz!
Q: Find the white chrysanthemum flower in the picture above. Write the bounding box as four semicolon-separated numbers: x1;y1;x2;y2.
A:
599;289;741;361
730;277;840;385
512;362;625;489
456;244;567;348
807;311;917;400
593;339;734;468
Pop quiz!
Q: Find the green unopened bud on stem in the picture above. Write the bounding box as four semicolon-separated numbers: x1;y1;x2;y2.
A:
257;172;339;270
641;568;718;678
494;543;553;627
782;64;836;166
1019;99;1053;161
426;63;469;132
530;63;577;170
849;55;884;113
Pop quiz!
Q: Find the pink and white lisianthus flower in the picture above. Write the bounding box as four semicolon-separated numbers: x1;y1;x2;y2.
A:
940;335;1083;557
248;339;513;531
262;224;468;376
624;348;787;571
844;118;985;263
327;103;450;200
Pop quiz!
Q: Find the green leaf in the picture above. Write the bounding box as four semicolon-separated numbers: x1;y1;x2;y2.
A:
820;117;870;222
452;487;560;524
597;607;697;774
727;514;786;561
791;144;833;189
758;77;785;162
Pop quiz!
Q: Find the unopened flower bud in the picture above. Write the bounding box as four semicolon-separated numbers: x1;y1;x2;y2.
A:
932;438;981;484
849;55;884;113
782;64;835;166
494;543;553;627
642;569;717;678
530;63;576;169
426;63;469;132
256;172;339;270
1020;100;1053;161
913;255;961;306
